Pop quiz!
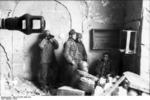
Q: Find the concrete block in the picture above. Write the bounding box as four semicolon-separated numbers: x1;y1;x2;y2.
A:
78;77;95;93
57;86;85;96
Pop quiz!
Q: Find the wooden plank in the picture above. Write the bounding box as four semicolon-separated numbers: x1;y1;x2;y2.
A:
102;75;126;96
124;71;150;93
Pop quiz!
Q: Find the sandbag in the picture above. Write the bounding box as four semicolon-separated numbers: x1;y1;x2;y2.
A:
78;77;95;93
57;86;85;96
124;71;150;94
78;61;88;72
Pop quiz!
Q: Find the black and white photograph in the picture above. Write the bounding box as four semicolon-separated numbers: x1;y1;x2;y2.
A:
0;0;150;99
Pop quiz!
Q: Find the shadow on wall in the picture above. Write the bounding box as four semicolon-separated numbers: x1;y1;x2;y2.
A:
88;60;98;76
28;34;46;88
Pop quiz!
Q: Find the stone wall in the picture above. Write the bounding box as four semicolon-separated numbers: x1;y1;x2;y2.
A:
0;0;125;80
140;0;150;81
123;0;150;82
122;0;143;74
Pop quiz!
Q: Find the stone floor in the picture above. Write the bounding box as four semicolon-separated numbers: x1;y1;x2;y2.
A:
0;75;46;98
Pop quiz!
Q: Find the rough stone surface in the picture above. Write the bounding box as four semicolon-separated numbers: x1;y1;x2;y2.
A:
0;0;125;80
1;0;149;97
140;0;150;81
1;75;45;97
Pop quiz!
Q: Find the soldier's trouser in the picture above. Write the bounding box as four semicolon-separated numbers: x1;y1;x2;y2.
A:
39;63;49;89
64;63;79;86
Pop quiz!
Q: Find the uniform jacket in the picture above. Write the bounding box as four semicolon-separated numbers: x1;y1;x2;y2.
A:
76;41;87;62
39;38;59;63
95;59;112;77
63;37;80;65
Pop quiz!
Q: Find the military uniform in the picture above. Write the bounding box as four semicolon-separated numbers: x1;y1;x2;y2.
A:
76;33;88;72
64;38;80;66
63;37;80;86
76;33;87;62
76;41;87;62
95;59;112;78
39;37;59;90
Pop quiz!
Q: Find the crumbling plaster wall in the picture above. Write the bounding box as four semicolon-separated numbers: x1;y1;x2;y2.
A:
0;0;125;80
122;0;143;74
140;0;150;81
123;0;150;82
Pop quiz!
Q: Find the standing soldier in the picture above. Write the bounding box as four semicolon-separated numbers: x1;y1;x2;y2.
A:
39;30;59;93
76;33;88;72
63;29;80;87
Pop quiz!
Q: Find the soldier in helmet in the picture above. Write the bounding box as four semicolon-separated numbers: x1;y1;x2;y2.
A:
95;52;113;78
76;33;87;62
76;33;88;72
39;30;59;93
63;29;80;86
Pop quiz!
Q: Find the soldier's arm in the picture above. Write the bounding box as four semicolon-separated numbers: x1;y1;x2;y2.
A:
51;38;59;49
95;59;101;77
39;38;46;49
82;43;88;61
63;42;74;64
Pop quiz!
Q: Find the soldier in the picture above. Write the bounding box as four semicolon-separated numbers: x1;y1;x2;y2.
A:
76;33;87;62
76;33;88;72
95;52;113;78
39;30;59;92
63;29;80;87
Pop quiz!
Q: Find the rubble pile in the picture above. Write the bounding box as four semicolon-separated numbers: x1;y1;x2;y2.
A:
1;76;12;96
94;75;121;96
1;71;149;96
12;78;46;96
57;71;150;96
1;75;46;97
93;72;150;96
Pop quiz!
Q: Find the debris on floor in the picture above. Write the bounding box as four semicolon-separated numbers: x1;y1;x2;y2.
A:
97;71;150;96
1;71;150;97
1;75;46;98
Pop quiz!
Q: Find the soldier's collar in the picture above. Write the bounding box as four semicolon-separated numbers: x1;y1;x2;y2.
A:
68;37;75;41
